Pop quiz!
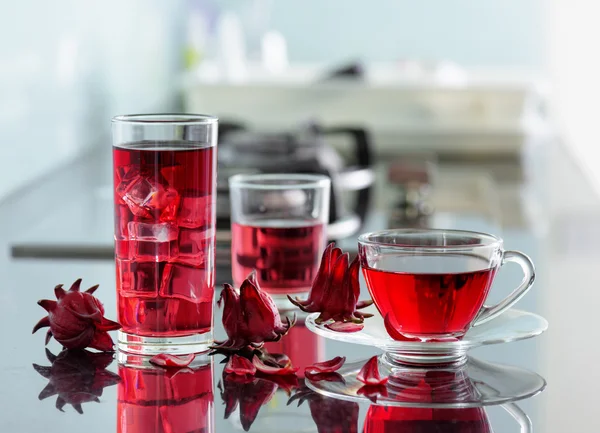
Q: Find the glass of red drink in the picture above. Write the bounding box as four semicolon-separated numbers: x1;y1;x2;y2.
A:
112;114;218;354
358;229;535;341
229;173;330;304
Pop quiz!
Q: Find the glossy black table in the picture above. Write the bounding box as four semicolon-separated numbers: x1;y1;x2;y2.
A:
2;140;598;432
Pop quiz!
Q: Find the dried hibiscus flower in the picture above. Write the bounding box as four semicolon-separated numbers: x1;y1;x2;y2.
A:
149;353;195;368
252;355;298;375
33;279;120;352
357;356;388;386
304;356;346;383
225;354;256;376
288;243;373;329
305;356;345;376
213;271;295;350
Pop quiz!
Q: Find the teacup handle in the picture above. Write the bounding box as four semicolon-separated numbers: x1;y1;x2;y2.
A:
473;250;535;326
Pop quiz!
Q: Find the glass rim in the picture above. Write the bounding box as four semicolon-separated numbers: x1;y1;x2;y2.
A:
112;113;218;125
228;173;331;190
357;228;503;250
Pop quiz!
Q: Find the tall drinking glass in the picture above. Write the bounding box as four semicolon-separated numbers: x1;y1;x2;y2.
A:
229;173;330;304
112;114;218;354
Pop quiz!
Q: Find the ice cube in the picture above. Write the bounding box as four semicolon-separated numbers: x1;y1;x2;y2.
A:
115;205;134;259
159;263;213;303
152;187;180;222
117;169;180;219
128;221;179;261
177;228;214;266
117;259;163;298
177;194;213;229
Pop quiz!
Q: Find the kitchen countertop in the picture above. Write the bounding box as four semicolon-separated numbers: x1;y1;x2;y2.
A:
0;137;596;432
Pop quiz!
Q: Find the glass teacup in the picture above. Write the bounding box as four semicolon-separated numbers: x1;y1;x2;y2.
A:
358;229;535;341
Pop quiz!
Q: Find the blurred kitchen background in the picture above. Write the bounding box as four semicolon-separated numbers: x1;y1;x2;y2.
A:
0;0;594;269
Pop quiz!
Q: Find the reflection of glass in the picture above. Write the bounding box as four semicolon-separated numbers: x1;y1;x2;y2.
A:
33;349;120;414
112;114;218;355
229;173;330;303
117;353;214;433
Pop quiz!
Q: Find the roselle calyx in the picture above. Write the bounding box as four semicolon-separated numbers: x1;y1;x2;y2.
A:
357;356;388;386
213;271;295;350
288;243;373;327
149;353;195;368
305;356;346;376
33;279;121;352
225;355;257;376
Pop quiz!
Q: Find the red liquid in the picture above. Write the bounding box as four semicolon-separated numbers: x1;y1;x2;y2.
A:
363;406;491;433
362;255;496;339
113;142;216;337
117;361;214;433
231;221;325;294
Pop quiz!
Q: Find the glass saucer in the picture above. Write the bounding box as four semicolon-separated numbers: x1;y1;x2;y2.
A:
305;307;548;365
306;356;546;408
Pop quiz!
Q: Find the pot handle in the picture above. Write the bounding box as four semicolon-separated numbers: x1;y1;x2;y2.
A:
322;126;372;169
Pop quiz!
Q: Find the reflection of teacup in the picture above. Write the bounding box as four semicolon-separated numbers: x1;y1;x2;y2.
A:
386;365;481;404
363;406;491;433
358;229;535;340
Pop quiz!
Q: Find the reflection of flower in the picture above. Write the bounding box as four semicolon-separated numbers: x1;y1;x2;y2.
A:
32;279;120;352
288;243;373;329
32;348;120;413
219;372;278;432
363;405;492;433
288;380;359;433
213;272;294;350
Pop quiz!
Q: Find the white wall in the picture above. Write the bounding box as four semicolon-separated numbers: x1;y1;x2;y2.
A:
254;0;546;70
546;1;600;197
0;1;185;200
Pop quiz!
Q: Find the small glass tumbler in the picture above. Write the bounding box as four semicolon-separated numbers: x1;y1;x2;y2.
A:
112;114;218;355
229;173;330;305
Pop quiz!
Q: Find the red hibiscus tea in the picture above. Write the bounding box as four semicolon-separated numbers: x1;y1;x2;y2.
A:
112;112;218;353
359;229;535;341
117;359;214;433
113;143;215;337
229;174;331;303
362;254;496;339
231;220;326;294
